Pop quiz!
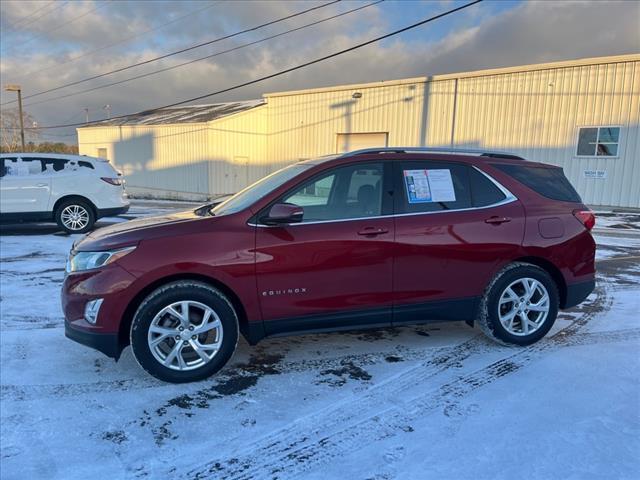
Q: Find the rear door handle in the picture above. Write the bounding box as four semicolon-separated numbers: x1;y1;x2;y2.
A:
485;216;511;225
357;227;389;236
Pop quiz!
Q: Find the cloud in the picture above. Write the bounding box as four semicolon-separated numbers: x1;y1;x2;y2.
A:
0;0;637;140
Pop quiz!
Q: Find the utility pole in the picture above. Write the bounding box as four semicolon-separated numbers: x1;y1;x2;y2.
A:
84;108;89;123
103;104;111;120
4;84;25;150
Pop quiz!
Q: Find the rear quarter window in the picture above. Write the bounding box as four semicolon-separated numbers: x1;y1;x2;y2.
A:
493;163;582;203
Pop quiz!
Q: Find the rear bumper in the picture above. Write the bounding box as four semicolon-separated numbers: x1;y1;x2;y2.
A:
65;320;121;360
97;205;130;218
563;279;596;309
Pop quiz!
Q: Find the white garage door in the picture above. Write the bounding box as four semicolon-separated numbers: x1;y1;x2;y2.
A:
336;132;388;153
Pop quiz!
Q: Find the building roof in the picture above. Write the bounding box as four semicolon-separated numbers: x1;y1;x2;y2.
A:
85;99;265;127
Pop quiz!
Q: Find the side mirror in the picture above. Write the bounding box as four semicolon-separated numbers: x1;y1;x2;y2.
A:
261;203;304;225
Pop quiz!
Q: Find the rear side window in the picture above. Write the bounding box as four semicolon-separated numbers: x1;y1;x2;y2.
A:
395;161;471;213
493;163;581;203
34;157;67;172
468;167;506;207
29;157;94;172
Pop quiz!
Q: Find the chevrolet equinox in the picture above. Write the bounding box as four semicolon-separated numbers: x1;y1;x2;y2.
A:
62;148;596;383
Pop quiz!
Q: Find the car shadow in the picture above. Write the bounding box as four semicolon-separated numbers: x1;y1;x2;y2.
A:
0;218;125;236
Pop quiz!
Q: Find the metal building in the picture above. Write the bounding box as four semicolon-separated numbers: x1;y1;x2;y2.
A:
77;54;640;207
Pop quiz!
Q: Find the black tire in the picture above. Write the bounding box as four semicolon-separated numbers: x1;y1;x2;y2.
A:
130;281;238;383
478;262;559;346
55;198;95;234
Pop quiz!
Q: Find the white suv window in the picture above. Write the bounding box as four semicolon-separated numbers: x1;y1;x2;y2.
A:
4;158;43;176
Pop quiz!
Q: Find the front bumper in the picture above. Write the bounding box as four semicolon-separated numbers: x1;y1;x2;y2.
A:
62;263;137;359
65;320;121;360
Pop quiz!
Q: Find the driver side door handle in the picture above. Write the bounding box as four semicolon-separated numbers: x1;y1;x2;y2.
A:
485;216;511;225
358;227;389;236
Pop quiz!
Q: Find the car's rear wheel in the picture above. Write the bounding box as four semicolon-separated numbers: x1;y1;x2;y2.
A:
478;263;559;346
55;199;95;234
130;281;238;383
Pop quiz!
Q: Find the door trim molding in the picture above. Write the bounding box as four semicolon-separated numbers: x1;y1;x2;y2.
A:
240;296;482;344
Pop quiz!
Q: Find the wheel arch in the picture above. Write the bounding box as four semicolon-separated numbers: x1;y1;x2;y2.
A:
118;273;250;352
513;256;568;308
53;195;98;218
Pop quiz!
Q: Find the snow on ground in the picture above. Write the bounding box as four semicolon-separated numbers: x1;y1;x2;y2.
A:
1;207;639;480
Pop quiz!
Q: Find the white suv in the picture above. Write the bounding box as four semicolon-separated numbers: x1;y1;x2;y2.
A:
0;153;130;233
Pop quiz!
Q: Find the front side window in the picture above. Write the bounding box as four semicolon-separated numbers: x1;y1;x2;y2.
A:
576;126;620;157
3;157;43;176
0;158;16;177
287;174;335;207
280;163;384;223
212;163;314;217
395;161;471;214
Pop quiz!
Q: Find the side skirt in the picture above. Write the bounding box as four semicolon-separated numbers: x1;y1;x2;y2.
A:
243;297;481;344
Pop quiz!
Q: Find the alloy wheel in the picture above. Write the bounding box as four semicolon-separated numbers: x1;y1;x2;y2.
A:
60;205;90;231
498;277;550;336
147;300;223;371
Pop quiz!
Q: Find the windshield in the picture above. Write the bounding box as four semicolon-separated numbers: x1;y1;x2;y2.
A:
210;163;313;216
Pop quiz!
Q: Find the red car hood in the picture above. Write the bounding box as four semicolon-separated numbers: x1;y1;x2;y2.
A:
75;209;206;251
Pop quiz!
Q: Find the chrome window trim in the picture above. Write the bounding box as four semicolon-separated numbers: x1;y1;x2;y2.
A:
249;166;517;228
471;165;517;201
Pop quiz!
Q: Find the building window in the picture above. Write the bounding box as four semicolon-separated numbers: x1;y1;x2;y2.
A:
97;147;108;159
576;127;620;157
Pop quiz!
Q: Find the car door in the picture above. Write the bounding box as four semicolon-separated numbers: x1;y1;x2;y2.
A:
0;157;51;214
255;161;394;335
392;159;525;325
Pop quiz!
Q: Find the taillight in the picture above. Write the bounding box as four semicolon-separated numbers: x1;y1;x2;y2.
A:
573;209;595;231
101;177;123;186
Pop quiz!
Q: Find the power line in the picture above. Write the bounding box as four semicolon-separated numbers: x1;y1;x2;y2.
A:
20;1;222;78
17;0;111;49
4;0;56;29
3;1;67;31
21;0;483;130
1;0;340;106
23;0;383;108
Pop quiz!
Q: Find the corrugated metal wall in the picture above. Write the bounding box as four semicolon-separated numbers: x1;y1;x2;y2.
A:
77;107;267;199
78;55;639;207
452;60;639;208
77;123;211;197
264;56;639;207
206;106;267;194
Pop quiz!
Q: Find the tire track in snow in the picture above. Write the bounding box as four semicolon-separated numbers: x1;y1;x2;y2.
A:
185;279;616;480
0;336;477;402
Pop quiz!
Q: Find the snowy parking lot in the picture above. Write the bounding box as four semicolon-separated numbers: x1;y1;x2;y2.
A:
1;203;639;480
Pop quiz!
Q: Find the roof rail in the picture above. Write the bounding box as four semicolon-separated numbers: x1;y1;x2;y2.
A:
341;147;524;159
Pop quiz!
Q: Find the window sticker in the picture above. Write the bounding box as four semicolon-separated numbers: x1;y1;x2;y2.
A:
403;169;456;203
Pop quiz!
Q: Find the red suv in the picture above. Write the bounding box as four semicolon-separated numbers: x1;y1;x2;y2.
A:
62;148;596;383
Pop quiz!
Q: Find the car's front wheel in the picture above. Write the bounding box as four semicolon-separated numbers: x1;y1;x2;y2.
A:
478;263;559;346
130;281;238;383
55;199;95;234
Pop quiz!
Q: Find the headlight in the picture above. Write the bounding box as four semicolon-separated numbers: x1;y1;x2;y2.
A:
66;246;136;273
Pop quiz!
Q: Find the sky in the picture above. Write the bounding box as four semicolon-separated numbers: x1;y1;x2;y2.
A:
0;0;638;141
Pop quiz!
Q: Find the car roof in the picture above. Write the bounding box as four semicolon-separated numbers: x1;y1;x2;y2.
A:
299;148;555;169
0;153;105;162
